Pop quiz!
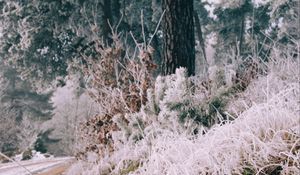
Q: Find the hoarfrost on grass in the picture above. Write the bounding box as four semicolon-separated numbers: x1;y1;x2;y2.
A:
68;56;300;175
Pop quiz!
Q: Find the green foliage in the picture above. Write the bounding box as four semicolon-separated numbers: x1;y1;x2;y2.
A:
0;0;298;90
1;68;54;122
167;100;210;127
34;138;47;154
21;149;33;160
120;161;140;175
0;142;18;159
0;0;163;89
242;167;255;175
0;1;79;88
115;68;241;149
208;96;226;116
34;129;60;154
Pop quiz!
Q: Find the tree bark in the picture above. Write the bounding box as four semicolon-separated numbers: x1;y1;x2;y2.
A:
162;0;195;76
101;0;113;44
194;11;207;63
112;0;121;21
238;13;245;56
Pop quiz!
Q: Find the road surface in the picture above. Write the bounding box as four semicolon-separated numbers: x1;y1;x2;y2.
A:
0;157;74;175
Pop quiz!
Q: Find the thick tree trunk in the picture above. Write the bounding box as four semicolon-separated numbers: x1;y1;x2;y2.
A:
162;0;195;76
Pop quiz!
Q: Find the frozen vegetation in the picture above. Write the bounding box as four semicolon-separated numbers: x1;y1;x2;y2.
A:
0;0;299;175
67;49;300;174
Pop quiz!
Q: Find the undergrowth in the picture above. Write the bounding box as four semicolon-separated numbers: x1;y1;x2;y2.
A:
68;38;299;174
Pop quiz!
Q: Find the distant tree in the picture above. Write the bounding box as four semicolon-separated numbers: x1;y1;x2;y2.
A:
267;0;300;43
43;81;99;156
193;0;211;74
194;0;210;60
0;1;78;89
0;110;19;157
209;0;299;64
162;0;195;76
34;129;60;154
213;0;253;62
0;61;54;154
0;0;162;88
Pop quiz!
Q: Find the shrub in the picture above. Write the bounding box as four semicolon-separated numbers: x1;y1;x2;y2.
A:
73;30;157;159
21;149;33;160
131;58;300;175
68;44;300;174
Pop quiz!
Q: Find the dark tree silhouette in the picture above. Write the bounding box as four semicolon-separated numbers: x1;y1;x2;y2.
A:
162;0;195;76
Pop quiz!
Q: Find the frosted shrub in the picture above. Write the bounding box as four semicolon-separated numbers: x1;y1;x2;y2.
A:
132;58;300;175
70;53;253;174
69;34;299;174
114;67;224;146
71;67;240;174
69;55;299;174
72;30;157;160
227;48;299;116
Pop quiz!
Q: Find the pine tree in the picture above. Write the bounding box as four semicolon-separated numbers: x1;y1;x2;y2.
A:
0;0;78;88
0;0;162;88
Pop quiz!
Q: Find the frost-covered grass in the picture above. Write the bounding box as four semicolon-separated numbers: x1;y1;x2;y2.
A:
68;52;299;175
134;86;299;174
227;56;299;116
132;58;299;175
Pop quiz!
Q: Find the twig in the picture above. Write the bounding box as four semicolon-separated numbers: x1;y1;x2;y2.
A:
148;10;166;47
141;10;147;49
115;12;124;32
130;31;142;53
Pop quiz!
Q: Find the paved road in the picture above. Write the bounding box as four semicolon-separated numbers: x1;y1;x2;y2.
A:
0;157;74;175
